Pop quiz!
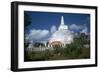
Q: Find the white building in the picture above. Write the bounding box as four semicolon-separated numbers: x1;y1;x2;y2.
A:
49;16;74;47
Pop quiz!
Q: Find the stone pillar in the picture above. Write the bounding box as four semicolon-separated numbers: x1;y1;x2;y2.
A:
44;42;46;47
48;44;50;47
63;44;65;47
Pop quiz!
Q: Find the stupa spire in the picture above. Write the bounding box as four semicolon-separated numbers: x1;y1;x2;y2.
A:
59;16;68;30
61;16;64;25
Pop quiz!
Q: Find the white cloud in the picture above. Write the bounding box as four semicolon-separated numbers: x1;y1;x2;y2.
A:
26;29;49;42
80;27;88;35
50;25;57;34
69;24;83;31
69;24;90;35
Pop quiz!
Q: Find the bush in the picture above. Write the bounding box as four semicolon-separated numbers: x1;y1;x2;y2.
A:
25;34;90;61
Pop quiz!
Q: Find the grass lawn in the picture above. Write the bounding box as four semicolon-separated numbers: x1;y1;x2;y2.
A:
24;47;90;61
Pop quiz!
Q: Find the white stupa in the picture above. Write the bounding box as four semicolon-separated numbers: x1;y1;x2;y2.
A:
49;16;73;47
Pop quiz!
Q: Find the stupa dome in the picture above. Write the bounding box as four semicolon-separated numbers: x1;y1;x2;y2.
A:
49;30;73;44
49;16;73;46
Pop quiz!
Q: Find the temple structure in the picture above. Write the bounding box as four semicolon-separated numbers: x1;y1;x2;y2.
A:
27;16;74;51
49;16;73;47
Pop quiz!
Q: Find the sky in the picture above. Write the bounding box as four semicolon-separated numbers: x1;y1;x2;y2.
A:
24;11;90;42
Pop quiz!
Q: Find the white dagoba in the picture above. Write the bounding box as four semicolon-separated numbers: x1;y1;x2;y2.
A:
49;16;73;47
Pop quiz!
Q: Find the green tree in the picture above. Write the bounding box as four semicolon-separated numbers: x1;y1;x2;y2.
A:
24;13;32;28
